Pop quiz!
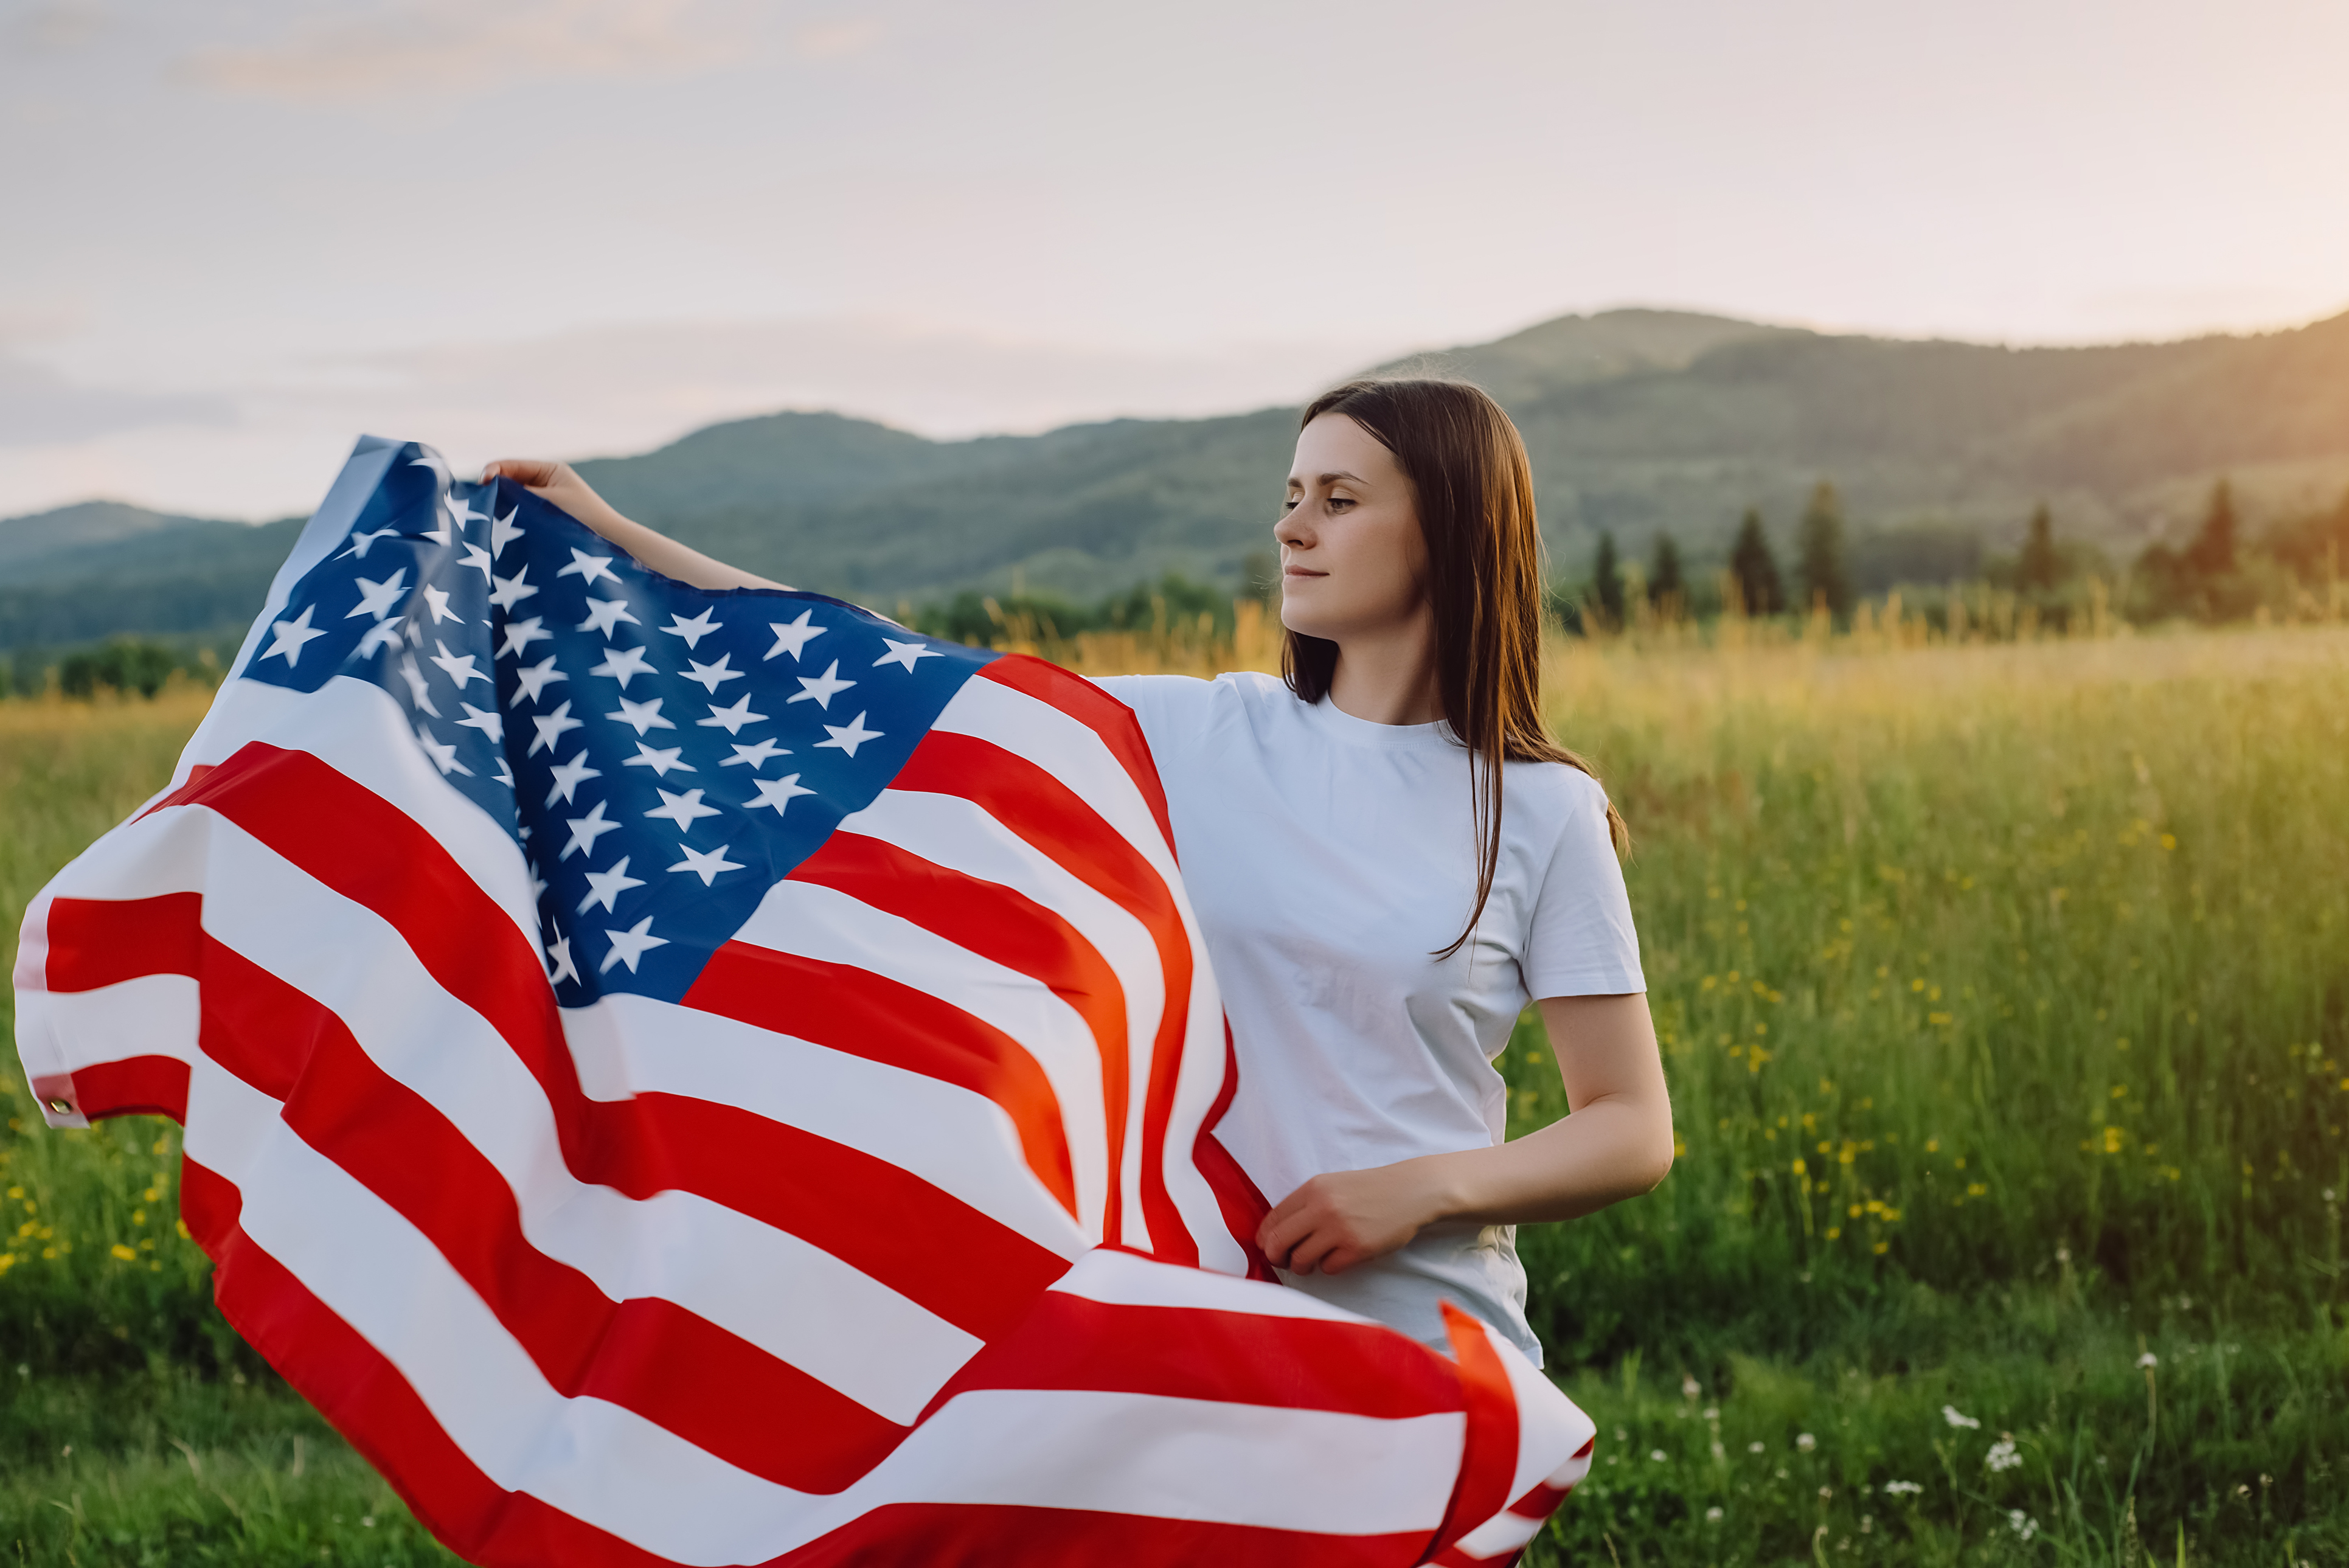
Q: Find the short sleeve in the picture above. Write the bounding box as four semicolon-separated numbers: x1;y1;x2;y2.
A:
1522;776;1646;999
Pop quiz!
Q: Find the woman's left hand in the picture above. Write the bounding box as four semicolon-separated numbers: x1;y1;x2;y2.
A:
1257;1162;1443;1276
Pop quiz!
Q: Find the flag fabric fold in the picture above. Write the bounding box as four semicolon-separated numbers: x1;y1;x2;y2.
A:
13;437;1596;1566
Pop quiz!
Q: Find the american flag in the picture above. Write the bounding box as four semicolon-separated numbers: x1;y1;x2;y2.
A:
13;437;1596;1566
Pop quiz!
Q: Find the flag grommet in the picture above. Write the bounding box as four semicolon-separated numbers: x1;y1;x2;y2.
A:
44;1098;71;1115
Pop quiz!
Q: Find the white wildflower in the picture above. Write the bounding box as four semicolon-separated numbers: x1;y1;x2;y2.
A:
1651;1449;1667;1463
1942;1404;1981;1429
1703;1406;1719;1421
1797;1432;1817;1452
1682;1375;1701;1398
1985;1437;2022;1473
1749;1441;1766;1453
1819;1485;1833;1500
1705;1507;1723;1522
2008;1509;2039;1541
1884;1480;1923;1496
2136;1351;2159;1369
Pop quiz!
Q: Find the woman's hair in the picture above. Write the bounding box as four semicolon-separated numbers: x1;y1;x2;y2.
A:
1283;378;1629;957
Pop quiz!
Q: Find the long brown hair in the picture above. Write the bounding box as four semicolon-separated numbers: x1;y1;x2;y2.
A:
1282;378;1629;957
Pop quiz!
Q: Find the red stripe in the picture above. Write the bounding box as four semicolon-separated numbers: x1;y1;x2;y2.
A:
132;761;217;822
926;1286;1460;1421
788;830;1128;1243
974;655;1175;856
46;891;204;990
1195;1023;1277;1278
889;730;1198;1264
68;1053;191;1124
166;743;1069;1340
1428;1304;1522;1561
770;1504;1428;1568
685;943;1077;1219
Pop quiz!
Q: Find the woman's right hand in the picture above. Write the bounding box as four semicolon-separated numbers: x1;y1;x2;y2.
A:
481;459;633;540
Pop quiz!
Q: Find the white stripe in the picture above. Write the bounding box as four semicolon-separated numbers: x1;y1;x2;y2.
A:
15;974;200;1092
562;994;1088;1260
1490;1321;1597;1500
1049;1247;1386;1327
732;879;1113;1240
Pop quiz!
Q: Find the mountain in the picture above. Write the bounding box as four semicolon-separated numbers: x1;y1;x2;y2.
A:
6;306;2348;652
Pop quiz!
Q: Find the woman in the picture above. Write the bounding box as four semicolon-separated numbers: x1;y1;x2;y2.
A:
484;377;1673;1364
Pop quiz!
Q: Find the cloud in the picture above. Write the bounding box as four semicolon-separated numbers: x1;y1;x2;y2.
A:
0;356;234;447
176;0;747;101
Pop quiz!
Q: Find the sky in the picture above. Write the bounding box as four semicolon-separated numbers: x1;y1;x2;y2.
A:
5;0;2348;520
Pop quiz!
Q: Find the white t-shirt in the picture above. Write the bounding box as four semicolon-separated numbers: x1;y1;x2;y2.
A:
1091;670;1645;1363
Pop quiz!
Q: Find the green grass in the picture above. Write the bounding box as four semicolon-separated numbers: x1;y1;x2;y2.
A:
3;628;2347;1564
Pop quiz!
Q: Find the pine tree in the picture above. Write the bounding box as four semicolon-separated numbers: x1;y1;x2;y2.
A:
2018;504;2061;592
1729;508;1785;616
1649;532;1685;609
2184;479;2238;578
1797;480;1854;618
1593;532;1626;628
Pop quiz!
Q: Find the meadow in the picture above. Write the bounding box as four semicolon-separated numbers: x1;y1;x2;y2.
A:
1;616;2344;1566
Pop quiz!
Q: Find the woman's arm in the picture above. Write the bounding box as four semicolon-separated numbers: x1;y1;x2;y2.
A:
1256;992;1674;1276
480;459;792;593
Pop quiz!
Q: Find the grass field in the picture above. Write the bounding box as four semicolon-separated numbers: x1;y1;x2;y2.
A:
2;623;2345;1566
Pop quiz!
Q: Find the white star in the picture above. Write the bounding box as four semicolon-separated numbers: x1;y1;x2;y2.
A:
588;644;657;689
409;450;453;487
645;786;721;831
527;861;547;899
422;488;481;547
413;723;472;777
578;597;639;638
764;609;826;662
788;659;855;710
662;608;723;650
560;800;621;861
490;508;524;557
356;619;406;659
489;567;539;611
873;637;940;671
693;693;764;734
745;772;816;817
338;526;398;560
262;605;327;667
623;741;694;777
429;639;489;690
455;702;504;744
398;653;440;716
814;710;884;758
607;695;675;735
458;543;495;585
492;755;514;788
499;616;552;659
558;549;617;586
600;916;668;974
668;843;745;887
577;856;645;915
529;699;583;756
682;653;743;693
544;749;601;804
421;584;463;625
512;655;566;705
346;569;409;621
721;737;790;769
547;931;579;985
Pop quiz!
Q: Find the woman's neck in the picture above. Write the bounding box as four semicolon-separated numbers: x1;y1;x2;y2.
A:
1325;612;1442;726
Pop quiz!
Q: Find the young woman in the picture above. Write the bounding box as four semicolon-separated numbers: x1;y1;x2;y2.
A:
484;377;1673;1364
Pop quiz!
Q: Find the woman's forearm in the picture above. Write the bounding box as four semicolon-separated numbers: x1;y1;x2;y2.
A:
481;459;791;593
1412;1092;1674;1228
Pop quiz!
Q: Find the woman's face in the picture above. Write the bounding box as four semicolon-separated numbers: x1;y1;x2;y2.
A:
1276;413;1428;643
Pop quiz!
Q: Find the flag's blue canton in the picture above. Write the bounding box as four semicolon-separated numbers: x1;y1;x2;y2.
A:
241;443;998;1005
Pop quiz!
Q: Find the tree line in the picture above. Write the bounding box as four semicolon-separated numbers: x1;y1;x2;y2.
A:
1570;479;2349;633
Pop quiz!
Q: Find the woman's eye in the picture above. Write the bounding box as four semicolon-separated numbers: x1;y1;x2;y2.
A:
1280;498;1299;512
1327;496;1355;511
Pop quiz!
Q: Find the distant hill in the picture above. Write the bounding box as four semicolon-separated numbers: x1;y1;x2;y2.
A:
5;305;2347;650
